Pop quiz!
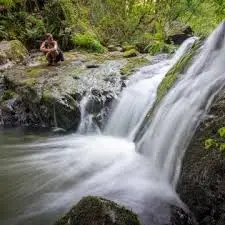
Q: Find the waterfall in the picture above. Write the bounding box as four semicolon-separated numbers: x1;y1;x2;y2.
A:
3;22;225;225
78;94;101;134
137;21;225;187
104;37;197;139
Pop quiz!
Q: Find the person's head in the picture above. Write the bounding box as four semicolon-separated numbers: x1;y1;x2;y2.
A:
45;33;53;42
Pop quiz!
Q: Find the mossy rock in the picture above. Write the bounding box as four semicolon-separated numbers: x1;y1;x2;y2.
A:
26;67;48;77
72;34;105;53
155;39;201;106
165;21;193;45
122;45;136;52
0;40;28;64
53;196;141;225
148;41;176;55
123;49;139;58
120;57;149;76
108;45;119;52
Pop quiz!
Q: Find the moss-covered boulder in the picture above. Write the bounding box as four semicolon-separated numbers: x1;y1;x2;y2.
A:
123;49;139;58
0;40;28;65
148;41;176;55
53;196;141;225
120;57;149;76
165;21;193;45
72;34;105;53
171;88;225;225
0;52;125;130
122;45;136;52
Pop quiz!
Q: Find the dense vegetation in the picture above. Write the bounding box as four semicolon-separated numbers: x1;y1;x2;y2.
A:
0;0;225;52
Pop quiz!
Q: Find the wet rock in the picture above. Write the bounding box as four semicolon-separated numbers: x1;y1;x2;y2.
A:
173;88;225;225
52;127;67;134
0;56;125;130
170;207;197;225
53;196;141;225
108;45;119;52
91;88;101;96
86;64;100;68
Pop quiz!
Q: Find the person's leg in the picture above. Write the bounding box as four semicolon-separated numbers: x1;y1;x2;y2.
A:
50;50;59;65
46;54;53;65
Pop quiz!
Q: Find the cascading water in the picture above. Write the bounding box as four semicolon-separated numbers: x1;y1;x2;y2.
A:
1;21;225;225
78;94;101;134
137;21;225;188
104;37;197;139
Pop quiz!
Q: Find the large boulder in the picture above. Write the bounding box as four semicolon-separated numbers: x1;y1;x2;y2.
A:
0;40;28;67
53;196;141;225
165;21;194;45
172;88;225;225
0;53;125;130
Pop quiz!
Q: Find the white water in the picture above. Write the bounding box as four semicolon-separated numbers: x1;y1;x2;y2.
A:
104;37;197;139
2;22;225;225
138;21;225;188
78;95;101;134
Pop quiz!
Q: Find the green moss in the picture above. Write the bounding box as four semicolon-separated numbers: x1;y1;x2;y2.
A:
120;57;149;76
123;49;139;58
148;41;176;55
122;45;136;52
204;138;215;150
219;143;225;152
9;40;28;61
54;196;140;225
26;67;48;77
42;90;52;104
156;40;201;105
72;34;105;53
21;78;36;87
218;127;225;138
2;90;16;101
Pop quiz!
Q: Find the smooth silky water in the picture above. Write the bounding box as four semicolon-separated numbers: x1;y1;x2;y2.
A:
1;21;225;225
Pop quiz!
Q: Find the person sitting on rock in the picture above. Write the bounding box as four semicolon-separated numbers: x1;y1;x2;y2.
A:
40;33;64;66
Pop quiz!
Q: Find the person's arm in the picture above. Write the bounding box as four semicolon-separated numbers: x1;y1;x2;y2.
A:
48;41;58;52
40;41;49;53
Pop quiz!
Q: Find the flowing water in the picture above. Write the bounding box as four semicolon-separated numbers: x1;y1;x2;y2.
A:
1;21;225;225
104;37;197;139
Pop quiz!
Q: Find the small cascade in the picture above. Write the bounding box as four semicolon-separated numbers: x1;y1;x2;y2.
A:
78;94;101;134
137;21;225;187
104;37;197;139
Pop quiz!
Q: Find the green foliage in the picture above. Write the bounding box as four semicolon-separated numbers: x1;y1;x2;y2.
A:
219;143;225;152
0;0;224;52
204;126;225;153
0;0;14;7
204;138;215;150
72;34;104;53
218;127;225;138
